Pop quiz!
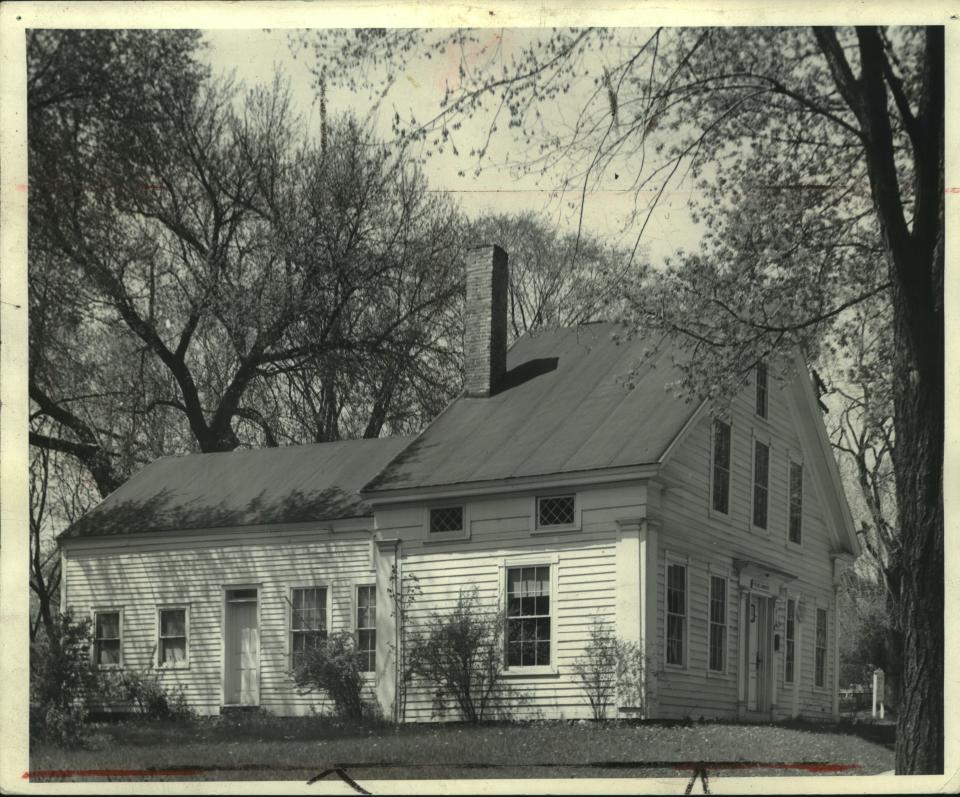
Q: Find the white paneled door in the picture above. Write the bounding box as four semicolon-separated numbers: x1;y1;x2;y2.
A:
746;594;773;713
225;589;259;706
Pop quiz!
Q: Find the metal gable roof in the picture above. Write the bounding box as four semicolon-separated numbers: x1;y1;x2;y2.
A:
59;436;413;539
364;323;699;493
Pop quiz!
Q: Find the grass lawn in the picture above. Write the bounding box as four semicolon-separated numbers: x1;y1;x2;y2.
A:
28;715;895;783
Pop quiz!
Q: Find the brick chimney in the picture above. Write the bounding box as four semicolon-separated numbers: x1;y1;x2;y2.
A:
463;244;509;397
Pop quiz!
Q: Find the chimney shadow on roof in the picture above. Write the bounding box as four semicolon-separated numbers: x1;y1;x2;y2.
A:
494;356;559;395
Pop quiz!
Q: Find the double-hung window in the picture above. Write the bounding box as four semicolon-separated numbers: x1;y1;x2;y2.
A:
158;607;188;666
291;587;327;665
789;461;803;544
752;440;770;529
93;609;122;668
815;608;828;688
756;362;768;418
711;419;732;515
708;575;727;672
506;565;551;667
666;562;687;667
356;585;376;673
785;599;796;684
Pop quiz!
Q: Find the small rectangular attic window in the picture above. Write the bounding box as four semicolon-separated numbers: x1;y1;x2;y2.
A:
537;495;575;527
430;506;464;533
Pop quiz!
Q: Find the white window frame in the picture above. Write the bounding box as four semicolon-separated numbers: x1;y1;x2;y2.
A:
532;493;580;533
91;607;124;670
708;417;734;522
814;606;829;690
423;503;470;543
784;597;797;684
750;433;772;533
664;553;689;671
157;605;190;669
499;553;559;676
787;455;804;547
708;571;729;674
354;582;377;675
288;583;331;664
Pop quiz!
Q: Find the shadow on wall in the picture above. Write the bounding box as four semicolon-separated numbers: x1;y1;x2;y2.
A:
61;487;365;538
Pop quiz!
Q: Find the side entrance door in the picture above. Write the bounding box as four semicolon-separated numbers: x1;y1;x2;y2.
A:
224;588;260;706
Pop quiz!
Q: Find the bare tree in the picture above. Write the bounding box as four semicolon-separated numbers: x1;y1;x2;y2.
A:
468;211;634;340
29;32;467;504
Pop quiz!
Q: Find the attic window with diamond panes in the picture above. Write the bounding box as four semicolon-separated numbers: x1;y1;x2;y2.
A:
536;495;575;528
429;506;464;534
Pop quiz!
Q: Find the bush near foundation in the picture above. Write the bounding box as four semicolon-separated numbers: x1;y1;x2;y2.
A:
572;616;654;721
102;669;196;720
407;588;508;723
30;612;99;746
291;631;375;720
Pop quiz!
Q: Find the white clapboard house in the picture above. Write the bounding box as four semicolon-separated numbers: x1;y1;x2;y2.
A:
58;245;860;722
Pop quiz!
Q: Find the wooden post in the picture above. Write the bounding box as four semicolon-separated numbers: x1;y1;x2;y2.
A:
872;668;885;719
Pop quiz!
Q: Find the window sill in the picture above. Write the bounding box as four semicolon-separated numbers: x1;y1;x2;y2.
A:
502;666;558;678
664;663;687;673
421;531;470;545
706;669;731;679
707;508;736;529
531;524;581;536
157;663;190;671
785;538;803;551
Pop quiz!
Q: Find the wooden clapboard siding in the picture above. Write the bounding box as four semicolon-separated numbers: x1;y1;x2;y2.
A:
63;526;376;716
652;372;837;721
379;484;641;721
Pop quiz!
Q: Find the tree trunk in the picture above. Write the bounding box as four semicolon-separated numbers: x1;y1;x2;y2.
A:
817;26;944;773
891;269;944;774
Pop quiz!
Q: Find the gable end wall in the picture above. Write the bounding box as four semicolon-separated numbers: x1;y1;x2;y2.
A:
652;369;840;721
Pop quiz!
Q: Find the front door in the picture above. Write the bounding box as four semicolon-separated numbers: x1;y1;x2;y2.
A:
747;595;771;712
747;596;760;710
224;589;259;705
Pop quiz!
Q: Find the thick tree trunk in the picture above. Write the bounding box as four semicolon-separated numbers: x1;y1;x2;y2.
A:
816;26;944;774
890;273;943;774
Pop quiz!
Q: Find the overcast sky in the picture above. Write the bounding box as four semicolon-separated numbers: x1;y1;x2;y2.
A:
200;28;702;266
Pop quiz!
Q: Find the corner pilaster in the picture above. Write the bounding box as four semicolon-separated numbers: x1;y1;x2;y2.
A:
374;539;399;720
